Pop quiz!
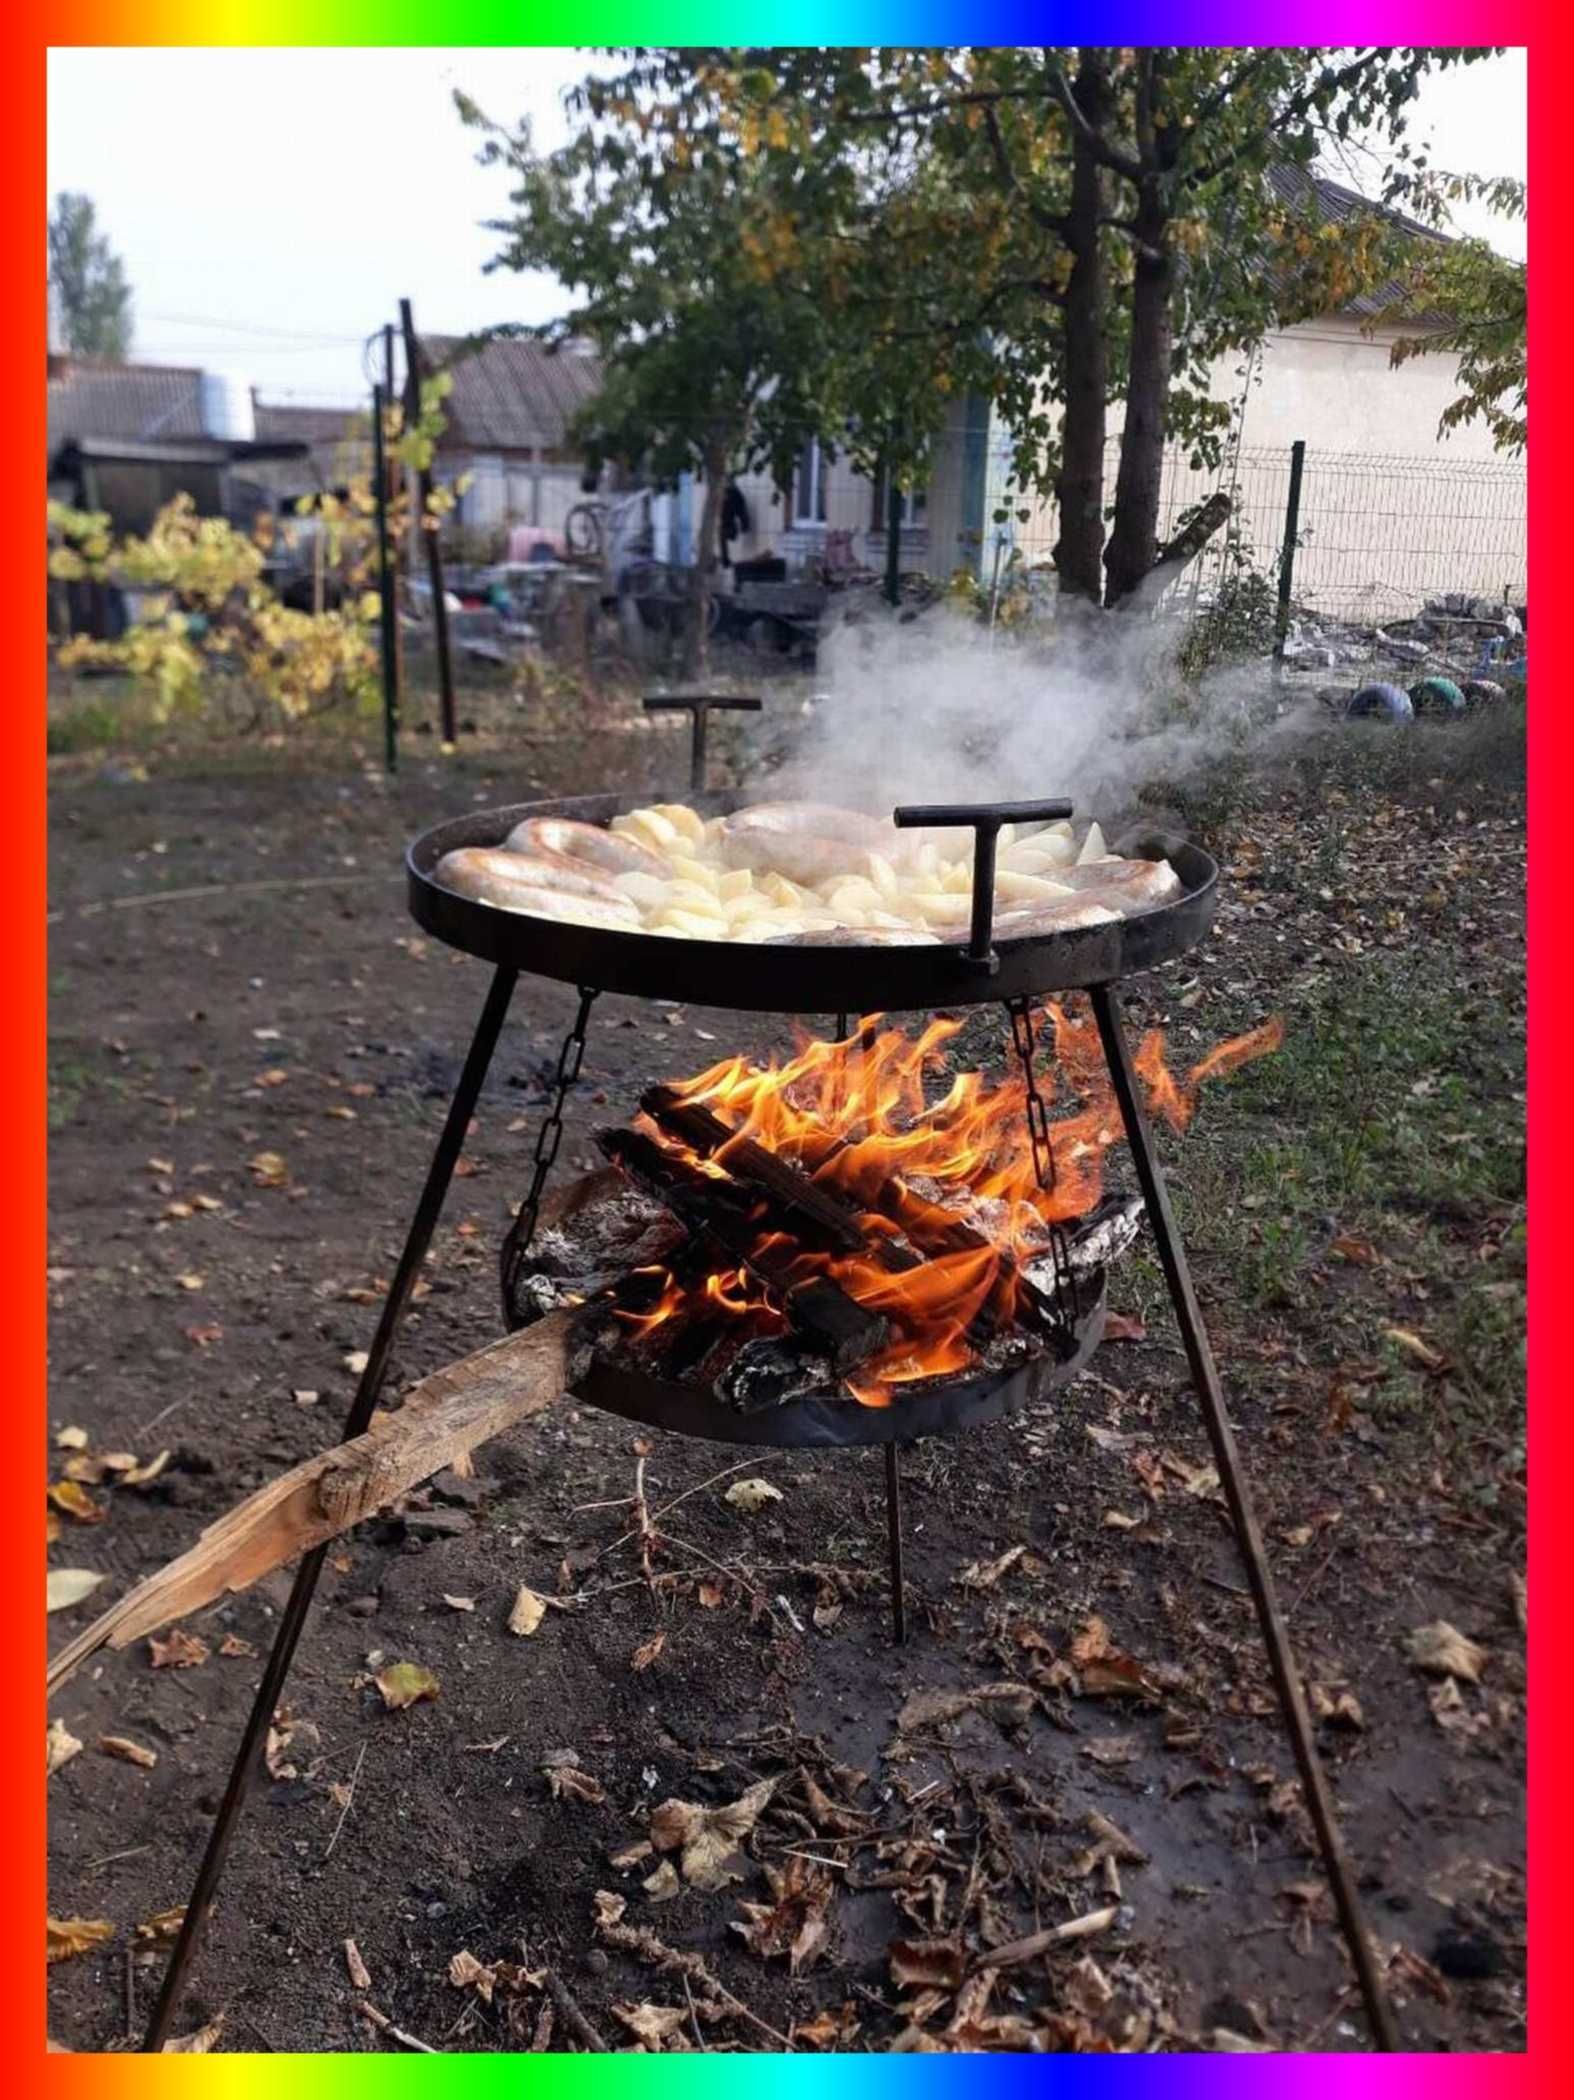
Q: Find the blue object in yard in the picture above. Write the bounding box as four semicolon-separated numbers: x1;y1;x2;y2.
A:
1347;682;1414;722
1408;675;1466;717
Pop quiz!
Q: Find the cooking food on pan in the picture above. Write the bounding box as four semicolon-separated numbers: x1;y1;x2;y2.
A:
433;801;1182;944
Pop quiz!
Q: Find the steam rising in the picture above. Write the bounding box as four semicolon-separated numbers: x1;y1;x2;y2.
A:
767;602;1296;823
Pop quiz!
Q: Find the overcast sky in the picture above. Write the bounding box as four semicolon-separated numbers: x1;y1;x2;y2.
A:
47;46;1527;406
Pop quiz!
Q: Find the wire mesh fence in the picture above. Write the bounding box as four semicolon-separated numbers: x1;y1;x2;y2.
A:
733;431;1527;642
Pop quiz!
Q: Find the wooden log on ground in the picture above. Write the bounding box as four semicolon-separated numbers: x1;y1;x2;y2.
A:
47;1306;579;1699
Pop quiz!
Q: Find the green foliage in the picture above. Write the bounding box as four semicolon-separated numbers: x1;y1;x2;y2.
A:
49;192;133;358
1176;535;1279;679
1380;172;1526;455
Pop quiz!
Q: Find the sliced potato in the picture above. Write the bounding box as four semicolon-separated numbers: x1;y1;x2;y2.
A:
992;869;1077;905
1076;821;1107;865
650;802;707;848
717;867;754;901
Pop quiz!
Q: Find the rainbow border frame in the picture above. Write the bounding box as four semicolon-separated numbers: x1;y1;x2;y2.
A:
16;6;1558;2085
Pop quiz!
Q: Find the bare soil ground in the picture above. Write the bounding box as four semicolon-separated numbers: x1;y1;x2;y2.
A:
46;685;1525;2054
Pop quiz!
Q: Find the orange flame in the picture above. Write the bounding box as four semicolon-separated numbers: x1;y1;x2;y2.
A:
614;1004;1281;1403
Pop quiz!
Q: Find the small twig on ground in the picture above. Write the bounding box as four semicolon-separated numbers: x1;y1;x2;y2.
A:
357;1999;438;2053
87;1843;153;1873
324;1742;367;1860
968;1906;1119;1975
632;1455;657;1586
124;1946;136;2042
682;1971;707;2052
543;1968;609;2052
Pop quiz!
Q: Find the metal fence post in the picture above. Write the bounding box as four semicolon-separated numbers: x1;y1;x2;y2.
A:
370;382;400;775
1273;439;1306;671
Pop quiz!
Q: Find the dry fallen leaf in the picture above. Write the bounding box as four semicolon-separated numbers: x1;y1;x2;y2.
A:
48;1480;106;1525
135;1907;185;1944
375;1662;440;1710
593;1890;628;1930
958;1544;1027;1591
175;1273;205;1293
443;1594;477;1614
650;1775;777;1890
730;1856;835;1971
54;1426;89;1451
1385;1326;1448;1374
149;1628;210;1670
1103;1311;1147;1343
249;1150;290;1188
344;1939;372;1991
46;1568;106;1614
98;1735;158;1769
890;1937;966;1991
162;2015;225;2053
122;1449;170;1488
218;1633;256;1658
47;1719;83;1776
508;1585;548;1637
343;1349;370;1376
48;1917;114;1964
631;1631;666;1672
612;2001;688;2048
725;1477;784;1514
642;1859;681;1902
448;1949;497;2003
1408;1621;1487;1684
545;1762;606;1805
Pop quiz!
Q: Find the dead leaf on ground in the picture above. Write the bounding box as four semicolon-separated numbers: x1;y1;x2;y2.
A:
48;1480;105;1525
135;1908;185;1945
1428;1678;1492;1742
508;1585;548;1637
1510;1571;1526;1637
642;1859;681;1902
1408;1621;1487;1684
545;1763;606;1805
443;1594;477;1614
162;2015;225;2053
47;1720;83;1776
46;1568;105;1614
957;1544;1027;1591
611;2001;688;2048
1081;1734;1139;1767
122;1449;170;1488
630;1631;666;1672
48;1917;114;1964
896;1681;1036;1735
375;1662;440;1710
890;1937;966;1991
98;1735;157;1769
725;1477;783;1514
731;1855;835;1972
149;1628;210;1670
1385;1325;1449;1374
448;1950;497;2003
218;1633;256;1658
249;1150;289;1188
55;1425;89;1451
592;1890;627;1930
1103;1311;1147;1343
649;1775;777;1890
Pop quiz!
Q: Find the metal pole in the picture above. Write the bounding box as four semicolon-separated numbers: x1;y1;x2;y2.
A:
142;967;520;2051
884;1443;907;1645
383;325;406;705
400;299;457;747
1273;438;1306;671
1087;982;1398;2051
884;462;903;608
370;381;399;776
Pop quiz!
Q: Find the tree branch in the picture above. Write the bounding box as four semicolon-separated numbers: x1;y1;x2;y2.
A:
1044;62;1142;183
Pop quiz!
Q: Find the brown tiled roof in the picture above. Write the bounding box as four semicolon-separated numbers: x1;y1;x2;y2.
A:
47;357;206;455
418;333;602;453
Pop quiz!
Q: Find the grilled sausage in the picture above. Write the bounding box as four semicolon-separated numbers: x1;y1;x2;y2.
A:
504;816;670;880
435;847;641;926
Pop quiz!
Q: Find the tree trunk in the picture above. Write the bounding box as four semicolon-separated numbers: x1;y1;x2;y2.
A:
1051;51;1111;605
683;440;729;679
1104;57;1176;609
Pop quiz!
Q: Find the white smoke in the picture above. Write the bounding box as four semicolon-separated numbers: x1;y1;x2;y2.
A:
764;600;1315;828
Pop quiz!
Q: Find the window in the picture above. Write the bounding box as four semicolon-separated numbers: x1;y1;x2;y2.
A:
793;439;828;526
871;465;928;530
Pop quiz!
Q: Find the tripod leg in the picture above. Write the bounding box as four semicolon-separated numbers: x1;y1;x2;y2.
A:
885;1442;907;1646
142;966;519;2050
1088;981;1397;2052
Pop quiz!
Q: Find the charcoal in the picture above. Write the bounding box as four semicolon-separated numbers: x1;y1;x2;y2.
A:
718;1338;836;1414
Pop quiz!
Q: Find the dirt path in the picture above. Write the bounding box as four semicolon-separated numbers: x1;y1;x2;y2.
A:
46;714;1525;2054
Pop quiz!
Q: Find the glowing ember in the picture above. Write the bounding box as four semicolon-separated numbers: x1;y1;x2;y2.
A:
611;1004;1281;1404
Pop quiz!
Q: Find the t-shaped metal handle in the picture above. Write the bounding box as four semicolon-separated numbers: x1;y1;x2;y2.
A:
894;797;1075;966
642;694;763;792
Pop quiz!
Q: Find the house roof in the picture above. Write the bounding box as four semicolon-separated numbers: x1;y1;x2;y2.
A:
47;357;207;456
1266;162;1447;321
417;333;602;453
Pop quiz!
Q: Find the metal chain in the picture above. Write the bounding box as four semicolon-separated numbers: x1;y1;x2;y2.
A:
1005;996;1078;1322
500;987;598;1325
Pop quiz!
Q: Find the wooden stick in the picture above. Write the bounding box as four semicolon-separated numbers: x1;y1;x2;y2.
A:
968;1906;1119;1975
47;1308;578;1699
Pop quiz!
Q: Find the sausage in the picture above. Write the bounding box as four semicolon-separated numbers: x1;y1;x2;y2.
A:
765;926;943;947
1053;860;1183;910
991;897;1123;938
434;848;641;926
505;816;669;880
720;803;896;886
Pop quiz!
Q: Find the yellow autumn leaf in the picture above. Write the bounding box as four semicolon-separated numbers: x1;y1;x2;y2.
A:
375;1661;440;1710
48;1917;114;1964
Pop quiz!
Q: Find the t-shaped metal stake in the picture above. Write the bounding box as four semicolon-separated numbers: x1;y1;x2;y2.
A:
894;798;1075;967
642;694;763;793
